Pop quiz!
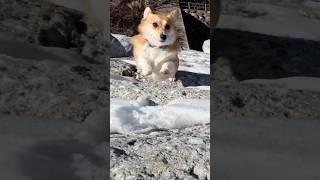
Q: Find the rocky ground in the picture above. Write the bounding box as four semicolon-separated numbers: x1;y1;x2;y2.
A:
110;59;210;104
0;0;108;122
212;0;320;119
110;41;211;179
1;0;320;179
109;46;210;179
110;34;320;179
111;125;210;179
109;52;320;178
0;0;108;63
0;2;108;179
0;49;107;121
110;1;320;179
213;0;320;179
183;9;210;26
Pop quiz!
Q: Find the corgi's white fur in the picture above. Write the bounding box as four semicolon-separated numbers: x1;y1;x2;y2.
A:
132;7;180;81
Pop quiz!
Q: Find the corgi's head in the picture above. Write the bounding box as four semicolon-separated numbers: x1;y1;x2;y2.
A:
138;7;178;47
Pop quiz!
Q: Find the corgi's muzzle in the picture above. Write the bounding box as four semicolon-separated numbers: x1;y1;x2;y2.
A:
160;33;167;42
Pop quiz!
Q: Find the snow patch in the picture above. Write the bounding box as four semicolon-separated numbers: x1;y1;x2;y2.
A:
110;98;210;134
178;50;210;75
186;86;211;90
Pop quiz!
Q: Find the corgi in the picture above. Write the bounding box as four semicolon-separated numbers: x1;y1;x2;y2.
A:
131;7;180;82
46;0;108;38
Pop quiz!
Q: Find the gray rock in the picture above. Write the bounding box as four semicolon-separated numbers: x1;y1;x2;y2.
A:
0;44;107;121
188;137;204;145
202;39;210;54
111;34;132;58
136;96;158;106
111;125;210;179
184;10;210;26
0;0;108;63
193;163;209;180
213;57;236;85
211;82;320;118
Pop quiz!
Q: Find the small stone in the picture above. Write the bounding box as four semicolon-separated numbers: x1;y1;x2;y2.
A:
188;137;204;145
121;64;137;77
202;39;210;54
193;164;208;180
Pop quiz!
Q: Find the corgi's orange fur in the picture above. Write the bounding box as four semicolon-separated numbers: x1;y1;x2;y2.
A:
131;7;180;81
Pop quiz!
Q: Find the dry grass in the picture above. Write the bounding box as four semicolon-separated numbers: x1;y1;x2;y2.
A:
110;0;188;48
110;0;145;36
110;0;179;36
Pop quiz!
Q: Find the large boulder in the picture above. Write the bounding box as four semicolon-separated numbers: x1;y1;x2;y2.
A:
111;34;133;58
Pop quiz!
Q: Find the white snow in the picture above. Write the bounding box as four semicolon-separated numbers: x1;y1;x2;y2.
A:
186;86;211;90
178;50;210;75
110;98;210;134
217;3;320;41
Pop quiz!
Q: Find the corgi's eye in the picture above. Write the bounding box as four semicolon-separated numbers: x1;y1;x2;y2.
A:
153;22;158;28
165;24;170;30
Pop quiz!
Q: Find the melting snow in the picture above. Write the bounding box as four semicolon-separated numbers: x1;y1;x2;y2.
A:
110;97;210;134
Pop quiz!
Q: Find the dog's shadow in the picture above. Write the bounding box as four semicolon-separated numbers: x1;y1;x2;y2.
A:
176;70;210;87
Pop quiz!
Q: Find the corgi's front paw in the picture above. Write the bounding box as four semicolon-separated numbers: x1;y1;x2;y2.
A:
168;77;176;82
160;68;170;75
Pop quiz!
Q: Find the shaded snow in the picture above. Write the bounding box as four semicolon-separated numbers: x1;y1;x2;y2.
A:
110;98;210;134
0;33;88;64
218;2;320;41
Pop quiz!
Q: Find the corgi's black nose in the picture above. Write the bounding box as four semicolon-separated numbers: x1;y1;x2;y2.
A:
160;34;167;41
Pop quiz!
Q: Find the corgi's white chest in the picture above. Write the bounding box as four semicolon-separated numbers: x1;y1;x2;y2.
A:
141;45;177;66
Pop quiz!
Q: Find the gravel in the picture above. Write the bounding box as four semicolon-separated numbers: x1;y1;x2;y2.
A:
110;124;210;180
0;53;107;121
183;9;210;26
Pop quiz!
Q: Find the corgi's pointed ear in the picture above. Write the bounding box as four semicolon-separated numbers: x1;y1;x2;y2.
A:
167;9;178;21
143;7;152;19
